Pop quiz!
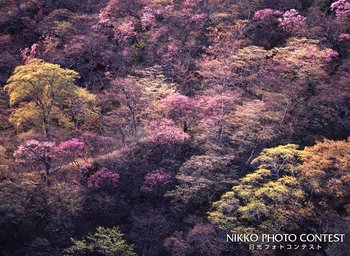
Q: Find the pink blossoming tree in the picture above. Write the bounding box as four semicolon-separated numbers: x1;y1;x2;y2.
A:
278;9;307;33
339;33;350;40
145;119;190;145
87;167;120;189
331;0;350;20
141;7;156;29
54;138;85;163
141;169;172;193
254;9;283;22
13;138;84;185
158;93;198;132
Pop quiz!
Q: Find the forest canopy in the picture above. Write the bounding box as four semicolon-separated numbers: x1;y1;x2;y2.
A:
0;0;349;255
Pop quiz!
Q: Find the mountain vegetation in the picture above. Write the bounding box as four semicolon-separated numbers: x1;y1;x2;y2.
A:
0;0;349;255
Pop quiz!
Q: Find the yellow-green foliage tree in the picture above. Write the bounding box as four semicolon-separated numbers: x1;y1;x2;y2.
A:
208;144;314;234
64;226;136;256
4;59;100;138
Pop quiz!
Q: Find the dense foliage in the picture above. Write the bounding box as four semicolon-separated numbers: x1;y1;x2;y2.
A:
0;0;349;255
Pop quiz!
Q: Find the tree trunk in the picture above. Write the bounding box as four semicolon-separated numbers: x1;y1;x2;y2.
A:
43;119;50;140
44;162;51;186
183;120;188;133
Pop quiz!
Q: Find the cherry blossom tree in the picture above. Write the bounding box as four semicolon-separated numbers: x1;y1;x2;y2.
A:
140;169;171;193
331;0;350;20
339;33;350;40
87;167;120;189
54;138;85;163
278;9;307;33
13;138;84;185
158;93;198;132
253;9;283;22
145;119;190;145
13;140;56;181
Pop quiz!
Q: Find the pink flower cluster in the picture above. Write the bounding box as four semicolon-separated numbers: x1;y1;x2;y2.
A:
141;169;171;192
254;9;283;22
167;42;179;53
98;11;112;26
54;138;84;158
303;47;339;64
141;7;156;29
190;14;206;23
93;0;116;29
13;140;55;163
159;93;197;118
146;119;190;144
70;180;81;190
197;94;236;118
21;44;39;63
339;33;350;40
13;138;85;164
253;8;306;32
278;9;307;32
88;167;120;189
331;0;350;20
114;19;136;42
325;49;339;62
